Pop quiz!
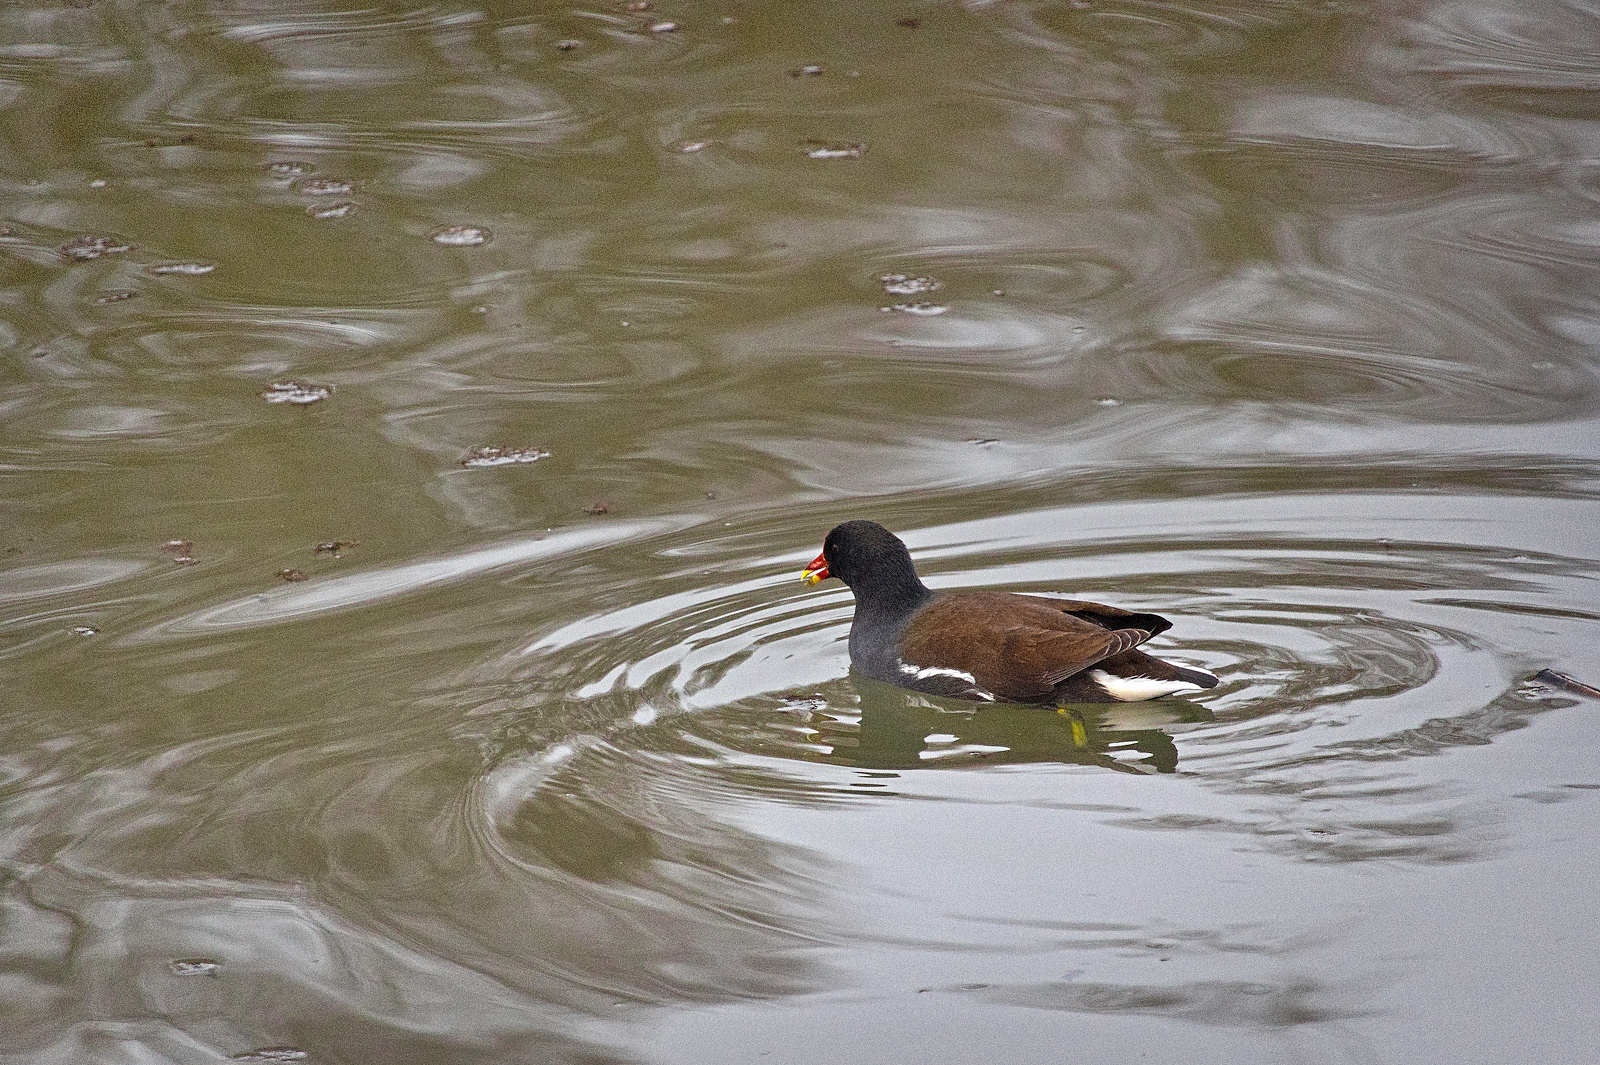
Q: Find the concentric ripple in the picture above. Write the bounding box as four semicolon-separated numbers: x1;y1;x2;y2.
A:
439;490;1599;803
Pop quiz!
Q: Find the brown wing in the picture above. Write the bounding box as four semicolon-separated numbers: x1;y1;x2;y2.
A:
1014;595;1173;639
1031;626;1153;686
898;592;1157;701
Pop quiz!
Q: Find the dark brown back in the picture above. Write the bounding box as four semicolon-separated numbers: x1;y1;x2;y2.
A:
898;592;1160;701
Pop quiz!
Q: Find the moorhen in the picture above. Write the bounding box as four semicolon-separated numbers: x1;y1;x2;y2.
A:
802;520;1219;703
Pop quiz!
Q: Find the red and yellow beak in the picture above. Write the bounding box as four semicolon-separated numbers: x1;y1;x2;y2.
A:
802;552;830;586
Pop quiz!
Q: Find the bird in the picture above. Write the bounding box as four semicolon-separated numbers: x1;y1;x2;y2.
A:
801;519;1219;704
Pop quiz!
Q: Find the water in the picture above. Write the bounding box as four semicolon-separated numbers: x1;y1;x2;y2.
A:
3;1;1599;1062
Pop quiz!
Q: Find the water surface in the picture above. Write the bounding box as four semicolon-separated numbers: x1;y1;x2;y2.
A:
3;1;1600;1062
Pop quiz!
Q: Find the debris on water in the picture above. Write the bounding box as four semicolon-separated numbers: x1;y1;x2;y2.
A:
147;261;215;276
314;539;359;557
649;21;679;33
307;201;356;220
230;1050;307;1063
93;290;136;304
1532;669;1600;699
992;288;1005;296
293;178;354;196
260;381;332;405
59;235;132;262
266;161;313;176
556;39;581;50
884;301;947;315
427;224;492;247
169;958;220;976
966;438;999;446
142;133;197;148
803;140;864;159
89;178;107;188
461;445;550;468
584;499;611;515
71;625;97;636
160;539;198;565
790;64;825;77
897;16;922;28
880;273;940;295
278;569;307;582
674;140;710;153
1093;396;1122;406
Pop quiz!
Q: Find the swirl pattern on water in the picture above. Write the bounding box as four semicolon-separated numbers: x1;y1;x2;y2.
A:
1;492;1596;1060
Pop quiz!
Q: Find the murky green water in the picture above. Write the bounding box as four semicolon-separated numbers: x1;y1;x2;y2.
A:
4;1;1600;1061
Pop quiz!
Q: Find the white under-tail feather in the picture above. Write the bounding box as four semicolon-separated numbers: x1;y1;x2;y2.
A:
1087;666;1215;702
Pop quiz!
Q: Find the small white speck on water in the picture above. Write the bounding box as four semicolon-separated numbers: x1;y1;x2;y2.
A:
148;261;216;276
308;201;356;220
802;140;864;159
461;445;550;468
293;178;354;196
880;273;941;296
59;235;131;261
428;224;491;247
261;381;332;405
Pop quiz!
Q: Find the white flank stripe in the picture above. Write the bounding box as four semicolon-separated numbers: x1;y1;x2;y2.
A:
901;663;978;684
900;663;997;701
1087;669;1204;702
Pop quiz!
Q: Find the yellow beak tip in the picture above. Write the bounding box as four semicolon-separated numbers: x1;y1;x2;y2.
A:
802;569;824;586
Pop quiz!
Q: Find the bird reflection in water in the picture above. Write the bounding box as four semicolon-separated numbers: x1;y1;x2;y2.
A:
793;676;1214;775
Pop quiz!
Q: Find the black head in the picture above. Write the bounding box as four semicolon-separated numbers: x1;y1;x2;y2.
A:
813;520;929;606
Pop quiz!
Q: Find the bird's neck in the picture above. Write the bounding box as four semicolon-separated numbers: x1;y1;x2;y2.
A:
847;578;933;676
854;577;932;621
